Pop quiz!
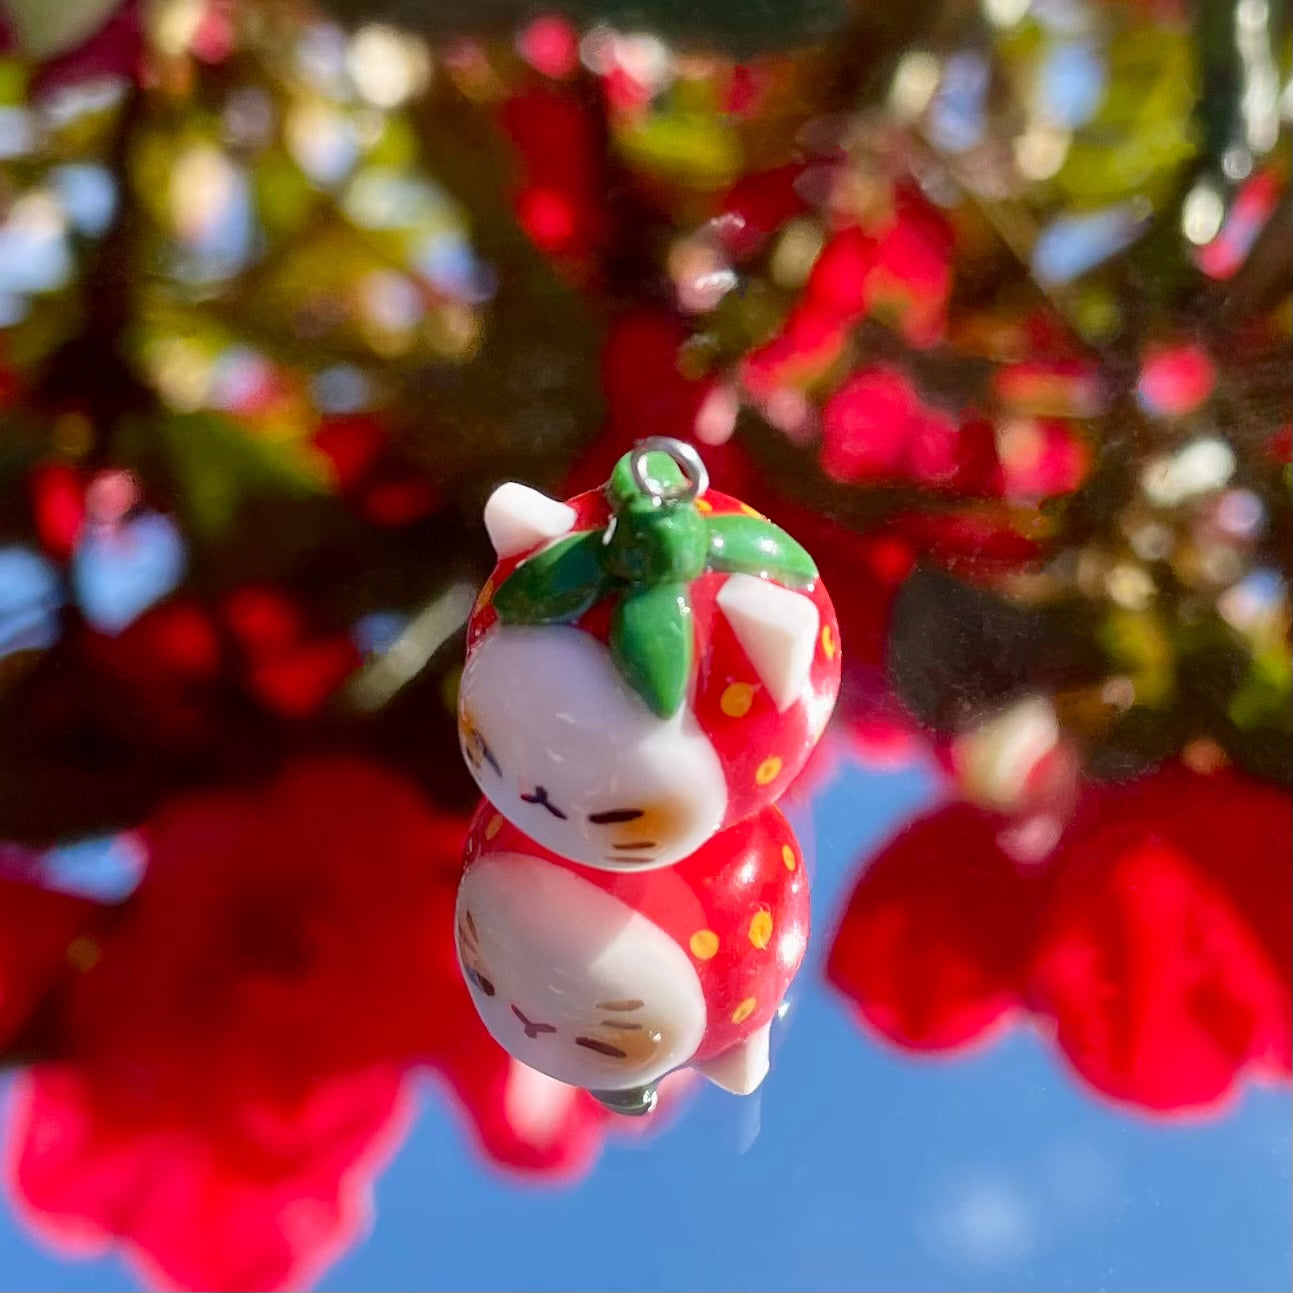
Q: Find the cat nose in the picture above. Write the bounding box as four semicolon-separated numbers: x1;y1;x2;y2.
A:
511;1004;556;1039
520;785;568;820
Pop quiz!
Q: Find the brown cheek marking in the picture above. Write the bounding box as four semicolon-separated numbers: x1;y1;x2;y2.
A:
576;1037;628;1058
596;999;645;1012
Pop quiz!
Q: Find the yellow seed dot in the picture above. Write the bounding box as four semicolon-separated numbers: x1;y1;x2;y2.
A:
749;909;773;950
696;498;713;513
485;814;502;840
739;502;766;520
690;929;720;960
782;844;797;872
475;578;494;610
720;682;755;718
731;996;758;1025
755;756;783;786
821;623;836;659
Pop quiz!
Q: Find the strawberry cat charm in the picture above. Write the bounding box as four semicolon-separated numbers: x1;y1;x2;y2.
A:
457;800;810;1115
459;438;841;870
455;439;836;1113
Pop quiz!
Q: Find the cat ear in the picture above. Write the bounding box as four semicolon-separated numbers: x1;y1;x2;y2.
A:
693;1021;771;1095
716;574;820;711
484;482;578;560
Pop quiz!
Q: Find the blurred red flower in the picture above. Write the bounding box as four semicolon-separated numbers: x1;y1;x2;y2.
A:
739;301;847;413
223;586;361;719
1031;765;1292;1113
858;189;953;350
8;1062;413;1293
1193;169;1282;281
717;163;812;260
80;597;224;747
310;415;441;526
820;366;959;486
498;86;608;265
516;15;580;81
827;802;1042;1051
1136;343;1217;418
738;189;952;409
877;506;1046;576
803;189;952;349
3;759;630;1290
27;463;86;563
0;879;97;1051
991;416;1090;501
828;765;1292;1115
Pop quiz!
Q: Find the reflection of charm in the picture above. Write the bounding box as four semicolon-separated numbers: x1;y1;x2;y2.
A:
459;438;841;870
456;798;810;1114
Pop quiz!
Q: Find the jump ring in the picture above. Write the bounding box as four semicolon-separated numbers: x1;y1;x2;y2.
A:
629;437;709;504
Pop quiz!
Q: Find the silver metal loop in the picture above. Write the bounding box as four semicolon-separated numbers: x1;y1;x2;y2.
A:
629;437;709;504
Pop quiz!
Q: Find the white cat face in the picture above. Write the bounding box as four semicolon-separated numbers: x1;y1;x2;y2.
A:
458;625;728;869
456;851;706;1091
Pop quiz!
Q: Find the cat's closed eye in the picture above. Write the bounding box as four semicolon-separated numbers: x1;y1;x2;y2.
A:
463;721;501;776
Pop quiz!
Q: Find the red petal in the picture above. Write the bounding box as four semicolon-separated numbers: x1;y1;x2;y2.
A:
827;802;1039;1052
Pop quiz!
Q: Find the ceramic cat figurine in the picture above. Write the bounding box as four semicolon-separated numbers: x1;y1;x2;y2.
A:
456;797;810;1114
458;442;841;870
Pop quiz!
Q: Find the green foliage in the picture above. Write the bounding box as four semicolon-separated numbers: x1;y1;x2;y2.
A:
492;530;608;622
707;513;817;588
1055;25;1198;209
611;581;693;718
119;413;329;540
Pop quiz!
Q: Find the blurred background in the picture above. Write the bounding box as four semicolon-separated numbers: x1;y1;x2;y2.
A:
0;0;1288;1288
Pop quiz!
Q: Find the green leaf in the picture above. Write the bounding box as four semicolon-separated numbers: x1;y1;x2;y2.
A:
493;529;609;624
611;583;693;718
706;514;817;587
615;109;744;189
120;412;329;540
1053;24;1198;207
